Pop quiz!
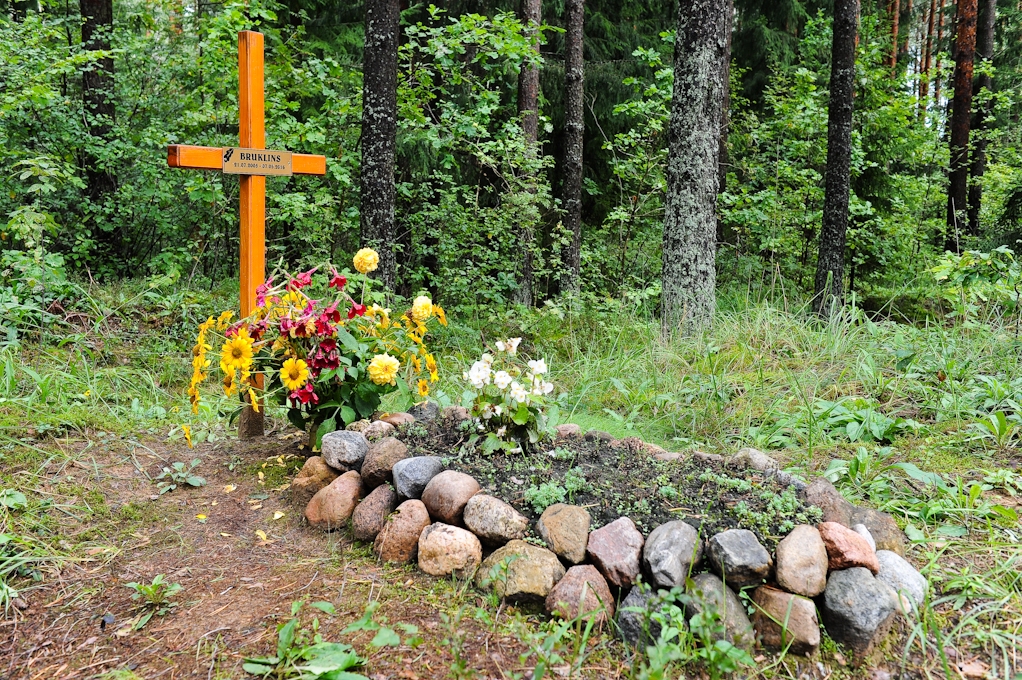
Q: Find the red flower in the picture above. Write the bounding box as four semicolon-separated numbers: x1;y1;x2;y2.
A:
321;301;341;324
255;276;274;308
347;302;367;319
288;267;318;290
279;318;298;336
319;338;337;353
328;270;347;290
290;383;319;406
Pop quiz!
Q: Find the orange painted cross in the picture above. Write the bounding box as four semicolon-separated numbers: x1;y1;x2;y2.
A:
167;30;326;437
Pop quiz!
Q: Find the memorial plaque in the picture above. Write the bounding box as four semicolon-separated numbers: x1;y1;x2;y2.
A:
222;147;293;176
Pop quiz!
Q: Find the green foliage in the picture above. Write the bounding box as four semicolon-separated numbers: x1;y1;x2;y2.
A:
153;459;207;495
125;574;182;629
243;599;372;679
931;246;1022;321
523;481;566;514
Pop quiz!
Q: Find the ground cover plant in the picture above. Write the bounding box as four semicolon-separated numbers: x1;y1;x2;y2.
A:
0;273;1021;678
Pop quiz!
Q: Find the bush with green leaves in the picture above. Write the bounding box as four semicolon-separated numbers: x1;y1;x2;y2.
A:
153;459;206;495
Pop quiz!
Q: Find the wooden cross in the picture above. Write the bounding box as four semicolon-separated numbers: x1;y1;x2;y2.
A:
167;30;327;437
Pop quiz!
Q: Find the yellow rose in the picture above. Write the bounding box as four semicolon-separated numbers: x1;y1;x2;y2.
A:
354;247;380;274
367;353;400;386
411;295;433;323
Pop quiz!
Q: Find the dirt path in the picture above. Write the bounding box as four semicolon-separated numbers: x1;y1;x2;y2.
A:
1;435;556;680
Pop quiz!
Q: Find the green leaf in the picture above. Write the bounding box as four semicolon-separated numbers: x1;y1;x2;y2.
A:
340;406;357;426
0;489;27;510
185;475;206;487
512;403;530;425
904;524;926;542
277;618;298;660
310;601;336;615
336;328;360;353
242;661;277;676
370;627;401;647
317;416;337;449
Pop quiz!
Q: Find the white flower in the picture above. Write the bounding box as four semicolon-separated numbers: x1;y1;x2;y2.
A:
494;404;504;416
494;370;512;390
509;381;528;404
481;353;494;367
527;358;547;375
496;426;507;437
542;380;554;394
468;360;492;389
507;338;522;355
496;340;506;352
481;403;494;419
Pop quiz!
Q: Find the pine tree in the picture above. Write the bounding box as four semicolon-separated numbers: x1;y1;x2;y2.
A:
946;0;977;251
360;0;399;290
80;0;116;201
514;0;541;306
967;0;995;235
661;0;731;333
812;0;859;316
561;0;585;294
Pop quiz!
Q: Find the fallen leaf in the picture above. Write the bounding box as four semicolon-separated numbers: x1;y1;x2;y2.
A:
959;659;990;678
254;529;275;545
219;532;232;537
250;503;263;510
272;511;285;520
195;514;207;521
211;500;218;506
223;484;237;493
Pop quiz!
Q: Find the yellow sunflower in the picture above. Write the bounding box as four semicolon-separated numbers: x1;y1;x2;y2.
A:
425;353;439;382
417;379;430;397
221;329;254;372
280;357;310;392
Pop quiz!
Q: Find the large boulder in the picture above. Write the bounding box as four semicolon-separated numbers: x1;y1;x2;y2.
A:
774;525;829;597
750;586;821;656
685;573;754;650
876;550;927;610
421;471;481;525
617;586;669;648
537;504;591;565
545;565;615;624
320;430;370;471
417;523;482;577
351;484;397;542
360;437;409;490
392;456;444;500
374;499;431;563
463;495;529;546
706;529;773;590
587;517;644;589
820;567;898;658
304;471;362;530
818;522;880;574
476;540;565;602
642;520;702;589
291;456;339;506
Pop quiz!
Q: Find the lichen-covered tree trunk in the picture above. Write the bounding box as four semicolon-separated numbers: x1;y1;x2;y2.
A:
812;0;858;316
514;0;541;306
561;0;584;295
946;0;977;252
80;0;116;202
967;0;995;236
660;0;731;334
360;0;399;290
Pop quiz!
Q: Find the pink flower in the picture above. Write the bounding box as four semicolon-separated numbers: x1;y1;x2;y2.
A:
288;267;318;290
255;276;274;308
328;270;347;290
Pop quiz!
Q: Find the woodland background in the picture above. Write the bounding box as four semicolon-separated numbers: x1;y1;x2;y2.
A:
1;0;1021;319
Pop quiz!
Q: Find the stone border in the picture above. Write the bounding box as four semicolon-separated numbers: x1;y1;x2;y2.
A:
292;408;925;662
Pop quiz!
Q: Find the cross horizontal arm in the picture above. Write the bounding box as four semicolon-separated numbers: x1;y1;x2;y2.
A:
167;145;326;175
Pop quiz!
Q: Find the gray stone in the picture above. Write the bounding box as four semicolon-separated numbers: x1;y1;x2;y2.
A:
345;419;371;433
804;478;905;556
408;401;440;422
320;430;370;471
463;494;529;546
706;529;773;590
852;523;877;552
876;550;927;609
537;504;591;564
617;586;669;648
642;520;702;589
362;420;396;441
692;451;724;466
441;406;470;424
417;523;482;577
821;567;898;657
392;456;444;500
773;470;808;491
584;430;615;443
729;447;778;473
476;540;566;602
685;573;755;650
774;525;828;597
587;517;644;589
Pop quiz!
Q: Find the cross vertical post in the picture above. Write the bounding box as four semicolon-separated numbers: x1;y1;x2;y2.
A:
238;30;265;319
237;30;266;438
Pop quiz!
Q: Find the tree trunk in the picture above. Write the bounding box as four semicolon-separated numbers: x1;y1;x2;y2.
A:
661;0;731;334
514;0;541;306
920;0;935;112
812;0;859;316
889;0;900;71
967;0;995;236
935;0;946;108
80;0;116;202
561;0;585;295
946;0;977;252
360;0;400;290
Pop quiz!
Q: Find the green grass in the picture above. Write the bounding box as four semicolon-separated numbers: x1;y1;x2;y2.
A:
2;280;1022;676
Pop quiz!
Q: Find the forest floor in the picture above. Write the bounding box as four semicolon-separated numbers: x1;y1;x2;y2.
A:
2;285;1022;679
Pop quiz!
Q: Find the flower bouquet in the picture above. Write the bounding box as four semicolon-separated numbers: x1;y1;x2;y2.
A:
188;248;446;448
